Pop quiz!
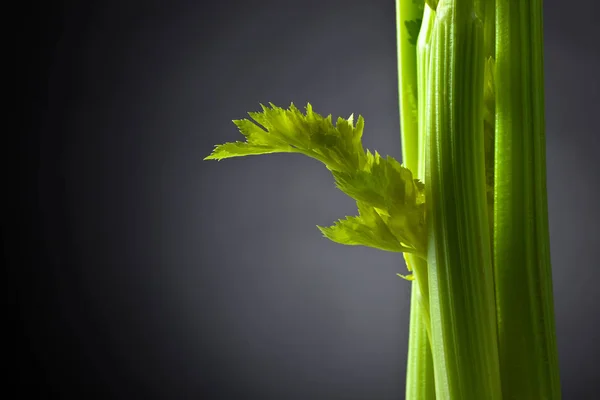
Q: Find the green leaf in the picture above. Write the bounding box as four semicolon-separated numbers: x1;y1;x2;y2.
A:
205;103;366;173
331;150;425;250
317;202;417;254
206;103;426;257
332;151;422;212
203;141;296;160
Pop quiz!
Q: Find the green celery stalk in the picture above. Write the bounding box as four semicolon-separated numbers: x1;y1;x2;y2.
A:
405;284;435;399
396;1;436;398
416;4;435;181
424;0;502;397
494;0;562;397
396;0;421;172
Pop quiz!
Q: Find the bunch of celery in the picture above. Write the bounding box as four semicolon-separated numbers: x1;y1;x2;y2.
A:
205;0;561;398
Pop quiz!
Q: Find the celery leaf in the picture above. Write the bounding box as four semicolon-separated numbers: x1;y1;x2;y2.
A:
317;202;418;254
205;103;366;173
206;103;426;257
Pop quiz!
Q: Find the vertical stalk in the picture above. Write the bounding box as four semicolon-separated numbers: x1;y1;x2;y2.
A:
405;282;435;399
424;0;502;398
417;5;436;181
494;0;562;397
396;1;436;399
396;0;421;171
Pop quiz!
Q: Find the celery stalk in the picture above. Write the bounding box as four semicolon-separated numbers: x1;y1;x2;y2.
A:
405;285;435;399
424;0;502;398
396;0;421;172
494;0;562;397
417;4;435;181
396;1;436;398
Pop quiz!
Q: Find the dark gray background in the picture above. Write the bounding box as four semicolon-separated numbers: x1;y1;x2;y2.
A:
17;0;599;398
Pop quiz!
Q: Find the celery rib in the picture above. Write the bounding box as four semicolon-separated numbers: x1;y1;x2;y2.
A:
424;1;502;398
494;0;562;398
396;1;436;398
406;282;435;400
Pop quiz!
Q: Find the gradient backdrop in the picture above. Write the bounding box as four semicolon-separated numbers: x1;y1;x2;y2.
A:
15;0;600;398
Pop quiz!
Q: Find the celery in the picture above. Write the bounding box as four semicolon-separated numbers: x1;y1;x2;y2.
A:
205;0;561;397
405;283;435;400
396;1;436;398
423;1;502;398
396;0;422;172
494;0;561;397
